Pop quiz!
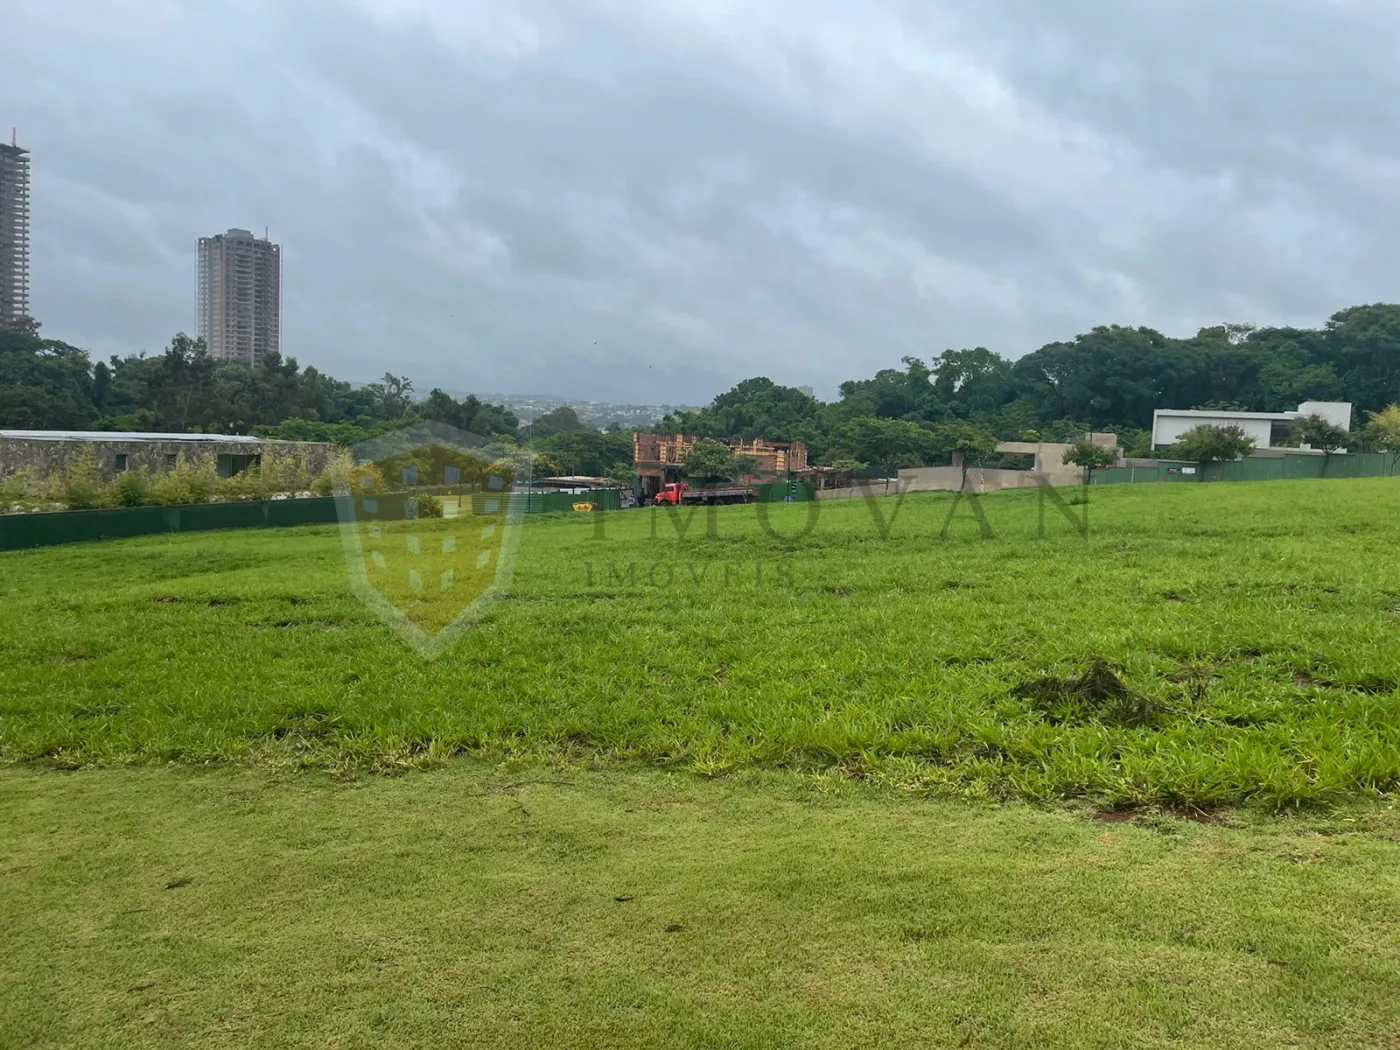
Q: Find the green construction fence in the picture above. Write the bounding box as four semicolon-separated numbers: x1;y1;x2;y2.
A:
1090;452;1397;486
0;487;642;552
0;497;342;552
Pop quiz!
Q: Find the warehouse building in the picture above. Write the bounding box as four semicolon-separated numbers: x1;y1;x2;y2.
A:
0;431;336;482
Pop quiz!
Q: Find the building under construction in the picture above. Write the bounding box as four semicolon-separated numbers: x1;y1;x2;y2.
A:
0;134;31;327
632;433;808;495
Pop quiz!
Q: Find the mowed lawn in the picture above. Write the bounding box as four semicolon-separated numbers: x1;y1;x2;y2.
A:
3;764;1400;1050
4;479;1400;1047
3;478;1400;806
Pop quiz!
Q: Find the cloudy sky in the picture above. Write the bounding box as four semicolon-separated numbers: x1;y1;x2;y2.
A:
6;0;1400;403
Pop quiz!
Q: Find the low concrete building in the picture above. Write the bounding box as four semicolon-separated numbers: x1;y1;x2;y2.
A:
899;434;1120;494
0;431;336;482
1151;401;1352;451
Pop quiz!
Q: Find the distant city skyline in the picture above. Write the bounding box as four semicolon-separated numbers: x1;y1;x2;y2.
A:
196;228;281;369
0;133;31;328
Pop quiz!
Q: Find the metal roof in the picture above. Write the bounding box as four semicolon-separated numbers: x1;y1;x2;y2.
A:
1151;409;1296;421
0;430;265;443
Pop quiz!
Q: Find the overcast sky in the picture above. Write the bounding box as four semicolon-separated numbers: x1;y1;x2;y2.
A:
6;0;1400;403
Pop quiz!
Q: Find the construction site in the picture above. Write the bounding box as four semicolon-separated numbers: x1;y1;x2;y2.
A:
632;433;809;496
0;133;32;327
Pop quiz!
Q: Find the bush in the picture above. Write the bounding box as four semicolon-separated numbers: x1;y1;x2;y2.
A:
0;468;37;511
111;470;151;507
413;494;444;518
259;450;312;498
62;450;111;510
349;463;387;496
216;467;263;503
150;456;219;507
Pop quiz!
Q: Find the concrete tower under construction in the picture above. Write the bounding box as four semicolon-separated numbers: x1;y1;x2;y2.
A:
0;134;31;327
196;228;281;368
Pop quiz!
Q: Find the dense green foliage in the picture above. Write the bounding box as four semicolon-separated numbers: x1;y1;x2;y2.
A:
0;322;522;445
8;301;1400;476
4;479;1400;808
657;304;1400;460
682;438;744;481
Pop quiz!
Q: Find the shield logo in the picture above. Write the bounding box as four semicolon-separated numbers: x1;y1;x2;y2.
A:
334;421;528;658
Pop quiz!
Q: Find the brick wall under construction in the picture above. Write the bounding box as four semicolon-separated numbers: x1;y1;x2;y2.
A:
632;433;809;491
0;140;32;327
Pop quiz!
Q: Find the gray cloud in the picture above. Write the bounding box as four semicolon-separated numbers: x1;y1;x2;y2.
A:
5;0;1400;402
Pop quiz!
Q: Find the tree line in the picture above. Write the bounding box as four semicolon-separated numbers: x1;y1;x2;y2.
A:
5;302;1400;480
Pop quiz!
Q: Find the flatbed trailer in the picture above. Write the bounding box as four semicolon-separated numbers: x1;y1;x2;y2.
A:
654;482;757;506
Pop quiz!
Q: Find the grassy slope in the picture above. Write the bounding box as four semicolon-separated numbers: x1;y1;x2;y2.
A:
2;479;1400;806
3;765;1399;1050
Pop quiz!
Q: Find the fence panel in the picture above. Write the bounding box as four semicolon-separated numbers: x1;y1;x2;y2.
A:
0;497;343;552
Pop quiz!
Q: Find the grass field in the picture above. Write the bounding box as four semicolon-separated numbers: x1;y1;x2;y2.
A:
3;764;1399;1050
4;478;1400;1046
3;479;1400;808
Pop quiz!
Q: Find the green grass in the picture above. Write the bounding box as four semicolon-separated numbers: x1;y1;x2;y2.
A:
3;763;1399;1050
3;479;1400;807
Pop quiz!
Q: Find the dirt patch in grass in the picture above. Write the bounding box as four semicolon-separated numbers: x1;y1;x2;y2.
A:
1292;668;1397;694
248;620;347;631
265;707;342;742
1013;660;1165;729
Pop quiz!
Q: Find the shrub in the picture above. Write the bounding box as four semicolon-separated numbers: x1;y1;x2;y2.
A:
257;449;311;498
413;494;444;518
150;456;219;507
216;466;263;503
111;470;152;507
0;468;37;512
62;450;111;510
150;470;194;507
309;451;354;497
349;463;387;496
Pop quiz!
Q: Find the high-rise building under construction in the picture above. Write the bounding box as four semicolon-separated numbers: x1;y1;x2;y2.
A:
196;228;281;368
0;134;31;327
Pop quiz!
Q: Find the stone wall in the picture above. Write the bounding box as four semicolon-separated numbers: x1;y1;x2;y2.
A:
0;436;337;483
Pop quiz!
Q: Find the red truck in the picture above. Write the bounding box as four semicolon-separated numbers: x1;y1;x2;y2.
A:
654;481;757;506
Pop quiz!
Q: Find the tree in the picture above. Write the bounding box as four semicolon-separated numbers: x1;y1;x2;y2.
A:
523;406;586;441
0;321;99;428
1365;404;1400;474
146;333;217;431
832;417;934;489
732;454;761;480
683;438;740;483
929;421;998;491
534;428;632;476
1292;413;1349;474
1063;439;1117;486
606;462;637;489
364;373;415;419
1168;424;1256;469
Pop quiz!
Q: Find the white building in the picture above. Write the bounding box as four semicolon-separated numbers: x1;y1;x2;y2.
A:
1151;401;1352;451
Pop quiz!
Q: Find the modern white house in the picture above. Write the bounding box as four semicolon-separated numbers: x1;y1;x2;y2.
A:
1151;401;1353;451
